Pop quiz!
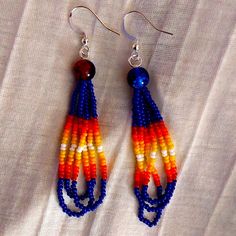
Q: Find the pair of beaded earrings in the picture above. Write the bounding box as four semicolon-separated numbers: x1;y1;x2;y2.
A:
57;6;177;227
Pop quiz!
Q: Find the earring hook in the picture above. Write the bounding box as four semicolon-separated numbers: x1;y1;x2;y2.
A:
69;5;120;37
122;10;173;42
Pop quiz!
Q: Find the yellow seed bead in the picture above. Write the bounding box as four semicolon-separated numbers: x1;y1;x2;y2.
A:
152;146;158;151
139;166;144;171
152;145;158;150
159;143;165;148
79;141;85;146
134;146;140;151
149;159;155;166
99;155;105;160
61;138;68;143
90;150;96;155
163;156;169;162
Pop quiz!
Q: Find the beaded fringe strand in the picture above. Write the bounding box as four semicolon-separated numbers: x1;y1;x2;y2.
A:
128;67;177;227
57;59;107;217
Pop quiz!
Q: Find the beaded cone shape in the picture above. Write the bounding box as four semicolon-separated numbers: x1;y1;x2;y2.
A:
57;59;107;217
128;67;177;227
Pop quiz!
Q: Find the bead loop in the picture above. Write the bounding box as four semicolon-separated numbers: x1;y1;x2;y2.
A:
79;35;89;59
128;41;142;67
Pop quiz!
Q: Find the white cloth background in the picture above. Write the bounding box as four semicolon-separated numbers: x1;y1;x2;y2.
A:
0;0;236;235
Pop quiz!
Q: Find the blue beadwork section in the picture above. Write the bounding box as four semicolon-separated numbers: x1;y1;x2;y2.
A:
58;79;106;218
129;67;176;227
57;178;107;217
132;86;163;128
69;80;98;119
134;181;176;227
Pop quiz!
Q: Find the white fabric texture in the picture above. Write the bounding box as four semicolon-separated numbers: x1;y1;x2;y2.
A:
0;0;236;235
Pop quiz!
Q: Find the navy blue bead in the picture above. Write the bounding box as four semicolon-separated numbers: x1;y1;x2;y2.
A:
69;81;81;115
87;80;98;118
71;78;99;120
128;67;149;89
140;87;164;123
76;81;87;118
157;186;163;197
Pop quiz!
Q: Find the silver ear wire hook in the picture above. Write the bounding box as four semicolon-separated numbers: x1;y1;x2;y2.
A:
122;10;173;67
122;10;173;42
69;5;120;58
69;6;120;36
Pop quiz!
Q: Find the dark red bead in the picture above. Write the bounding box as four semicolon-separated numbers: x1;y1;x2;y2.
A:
73;59;96;80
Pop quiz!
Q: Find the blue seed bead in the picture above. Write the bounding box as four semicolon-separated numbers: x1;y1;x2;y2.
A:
127;67;149;89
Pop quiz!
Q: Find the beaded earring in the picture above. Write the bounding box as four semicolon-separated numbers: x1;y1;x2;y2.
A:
57;6;119;218
123;11;178;227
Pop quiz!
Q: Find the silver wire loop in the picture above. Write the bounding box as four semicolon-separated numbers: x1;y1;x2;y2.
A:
128;41;142;67
79;35;89;59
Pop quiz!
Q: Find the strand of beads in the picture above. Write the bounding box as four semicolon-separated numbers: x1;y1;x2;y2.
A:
128;66;177;227
57;59;107;217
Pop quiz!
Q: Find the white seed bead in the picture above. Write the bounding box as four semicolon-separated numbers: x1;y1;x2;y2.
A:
97;146;103;153
83;145;88;151
169;149;176;156
69;144;77;151
76;146;84;153
161;150;168;157
136;154;144;161
87;143;94;150
60;144;67;150
150;152;157;159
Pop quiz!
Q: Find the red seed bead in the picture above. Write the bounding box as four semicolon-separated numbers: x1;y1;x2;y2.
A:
73;59;96;80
